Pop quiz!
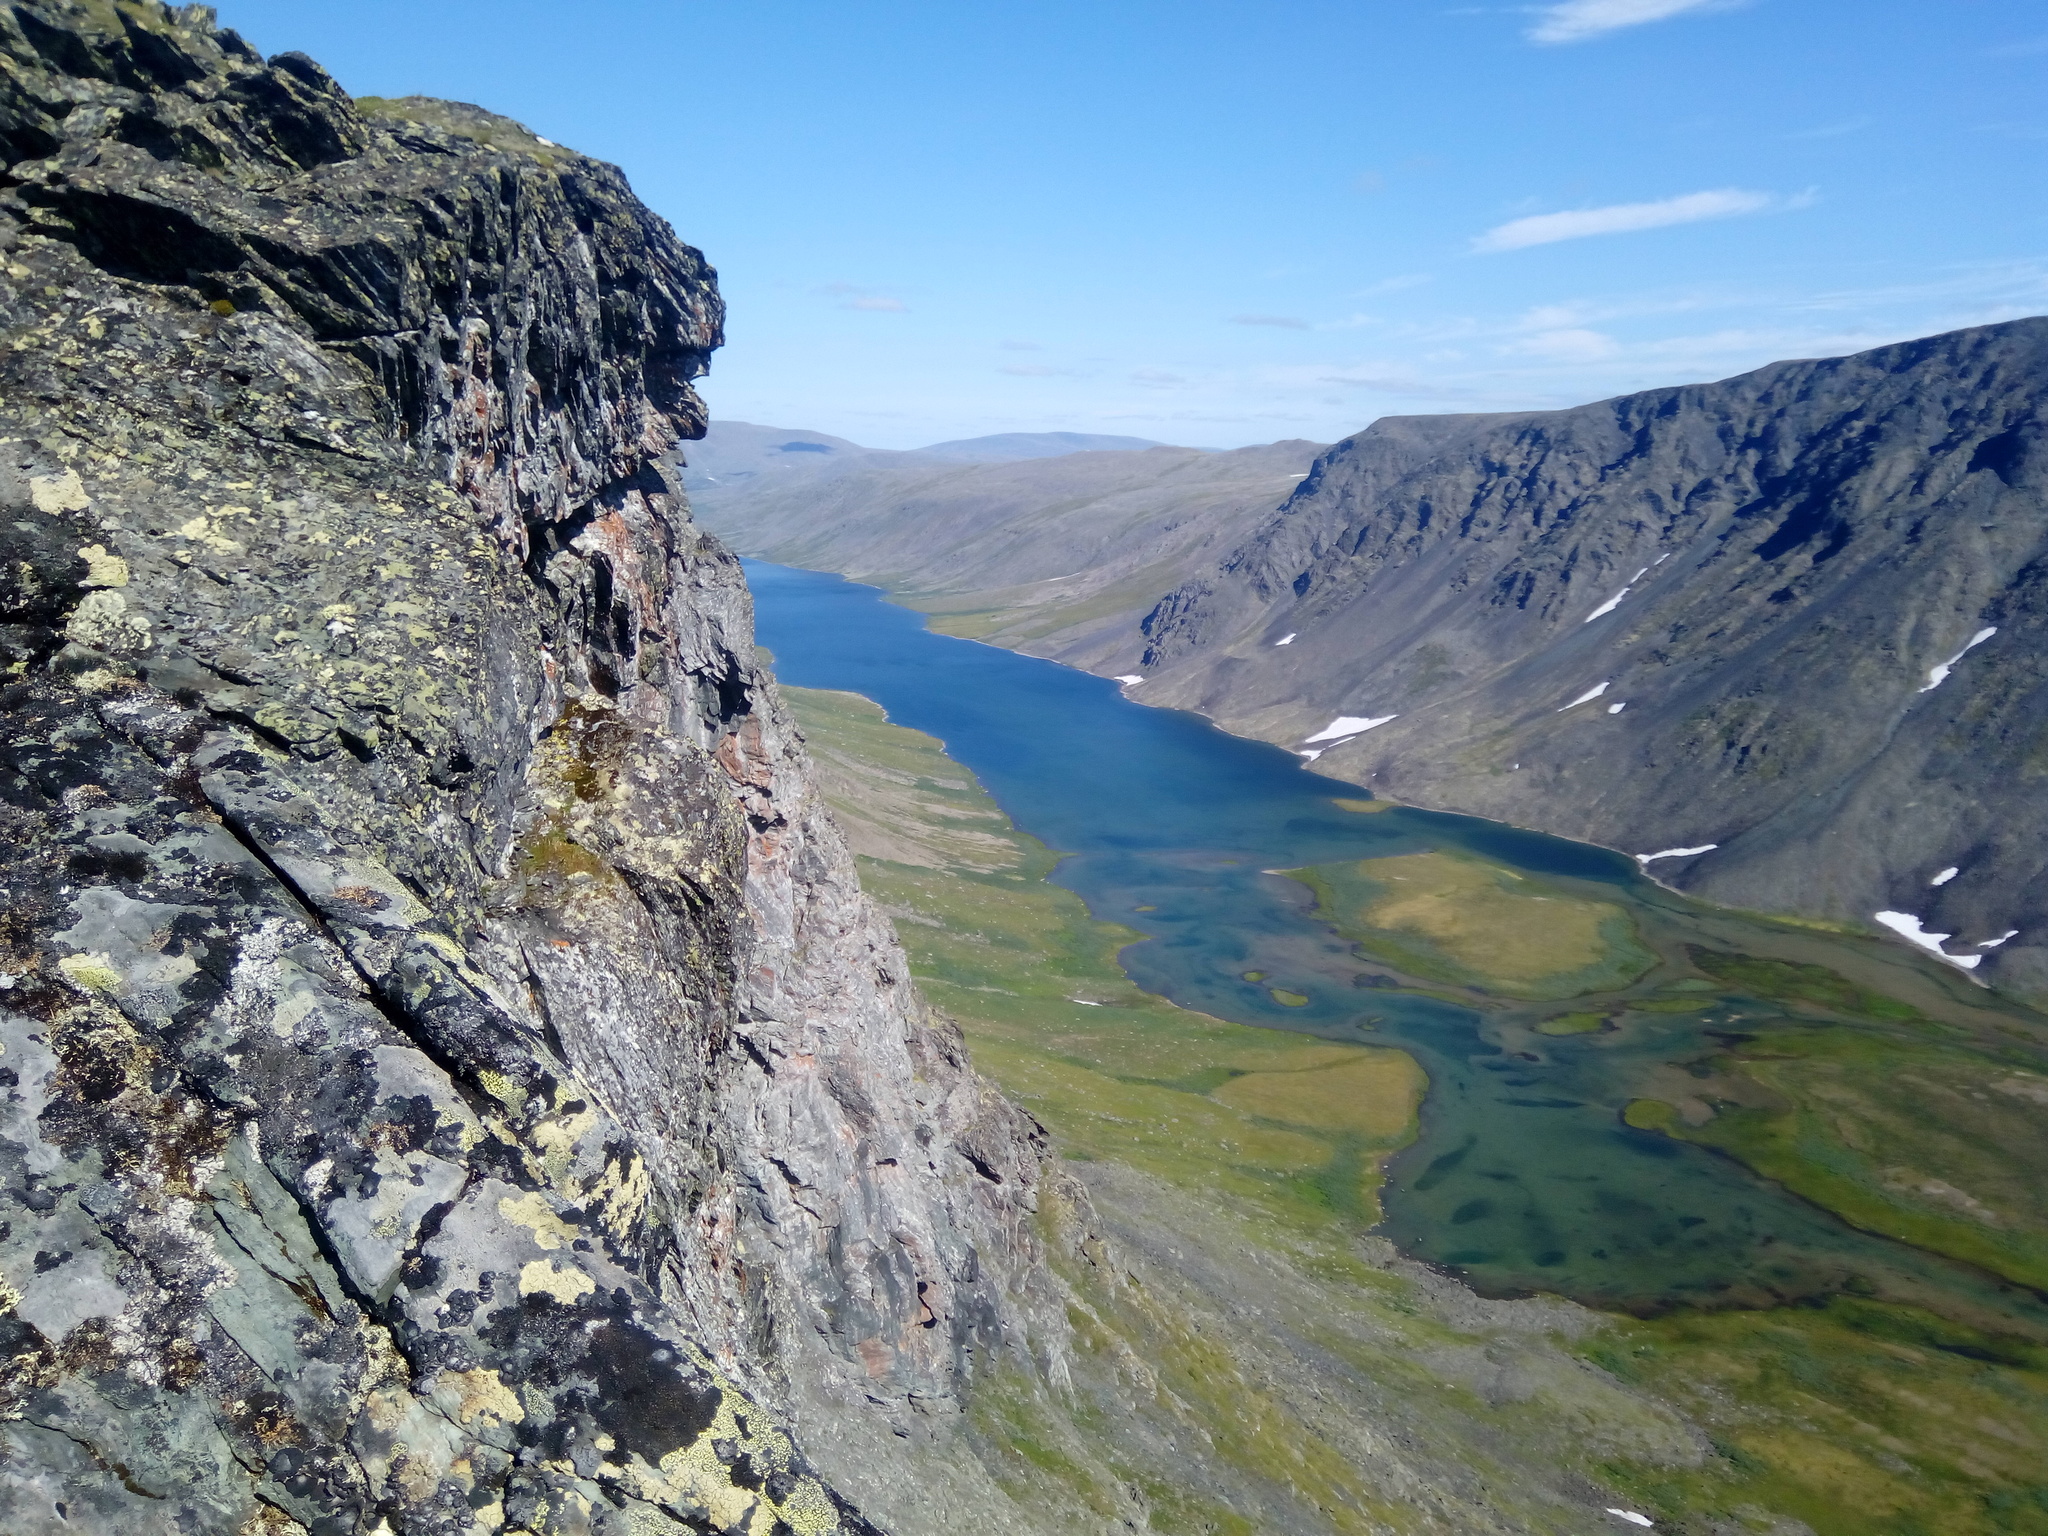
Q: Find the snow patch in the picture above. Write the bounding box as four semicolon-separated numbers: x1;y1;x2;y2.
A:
1919;626;1997;692
1654;552;1671;565
1607;1514;1655;1530
1632;567;1649;582
1980;929;2020;949
1559;681;1610;711
1275;633;1297;646
1607;701;1627;715
1115;675;1144;685
1637;845;1717;865
1069;998;1103;1006
1299;748;1324;762
1874;911;1984;969
1304;714;1396;743
1584;587;1632;622
1930;866;1959;887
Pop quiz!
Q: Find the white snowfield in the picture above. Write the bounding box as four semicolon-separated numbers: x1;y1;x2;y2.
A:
1930;866;1960;887
1299;748;1324;762
1275;632;1297;645
1606;1513;1654;1530
1304;714;1397;743
1115;674;1144;685
1636;845;1717;865
1607;701;1627;715
1981;929;2020;948
1559;681;1610;711
1919;626;1997;692
1873;910;1984;970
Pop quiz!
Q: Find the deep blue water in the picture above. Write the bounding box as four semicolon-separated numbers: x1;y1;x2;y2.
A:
746;558;2048;1329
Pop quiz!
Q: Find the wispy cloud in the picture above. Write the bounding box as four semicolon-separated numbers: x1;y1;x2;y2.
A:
1472;187;1793;253
1987;34;2048;58
1230;313;1311;330
1786;117;1874;141
1000;363;1076;377
1528;0;1730;45
819;282;909;312
1503;327;1622;361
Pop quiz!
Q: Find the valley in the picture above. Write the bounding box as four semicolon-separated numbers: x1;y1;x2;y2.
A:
757;557;2048;1536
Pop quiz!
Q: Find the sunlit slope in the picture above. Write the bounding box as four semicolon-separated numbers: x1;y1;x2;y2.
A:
781;680;2048;1536
696;436;1324;658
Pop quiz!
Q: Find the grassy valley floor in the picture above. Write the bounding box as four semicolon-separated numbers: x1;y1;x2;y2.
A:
782;681;2048;1536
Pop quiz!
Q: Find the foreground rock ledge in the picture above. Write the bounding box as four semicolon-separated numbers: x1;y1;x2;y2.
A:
0;5;1061;1532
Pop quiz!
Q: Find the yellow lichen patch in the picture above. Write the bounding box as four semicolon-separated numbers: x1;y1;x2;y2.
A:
75;543;127;587
29;468;88;513
57;950;121;993
530;1101;599;1188
477;1068;528;1114
498;1191;579;1251
589;1149;652;1239
433;1368;525;1428
1211;1050;1425;1144
517;1259;595;1303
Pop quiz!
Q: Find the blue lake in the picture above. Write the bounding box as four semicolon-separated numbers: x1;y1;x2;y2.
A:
745;558;2048;1333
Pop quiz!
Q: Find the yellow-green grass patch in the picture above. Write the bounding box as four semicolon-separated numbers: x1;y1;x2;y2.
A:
1285;849;1657;1000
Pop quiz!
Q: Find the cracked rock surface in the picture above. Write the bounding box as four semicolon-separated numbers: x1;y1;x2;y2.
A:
0;4;1061;1532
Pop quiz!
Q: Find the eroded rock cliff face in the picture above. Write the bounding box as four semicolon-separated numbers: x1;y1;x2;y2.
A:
1133;322;2048;998
0;5;1058;1531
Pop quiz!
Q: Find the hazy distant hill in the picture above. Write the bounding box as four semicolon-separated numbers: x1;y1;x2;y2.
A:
690;428;1326;654
912;429;1172;461
677;420;1175;495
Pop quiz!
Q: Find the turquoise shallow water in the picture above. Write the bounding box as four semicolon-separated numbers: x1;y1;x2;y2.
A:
745;559;2048;1332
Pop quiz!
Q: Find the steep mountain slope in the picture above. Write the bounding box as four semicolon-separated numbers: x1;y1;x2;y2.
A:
692;435;1326;653
0;7;1062;1531
1131;320;2048;999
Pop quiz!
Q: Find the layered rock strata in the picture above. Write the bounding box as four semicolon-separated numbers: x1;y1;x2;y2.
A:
0;5;1056;1532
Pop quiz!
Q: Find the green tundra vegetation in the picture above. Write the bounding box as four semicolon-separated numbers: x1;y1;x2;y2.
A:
782;682;2048;1535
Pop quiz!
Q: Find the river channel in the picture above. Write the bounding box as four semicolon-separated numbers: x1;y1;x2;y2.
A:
744;558;2048;1334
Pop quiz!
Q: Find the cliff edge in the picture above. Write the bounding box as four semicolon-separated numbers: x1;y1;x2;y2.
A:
0;5;1059;1532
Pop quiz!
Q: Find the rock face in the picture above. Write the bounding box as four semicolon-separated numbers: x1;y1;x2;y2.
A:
0;5;1058;1532
1133;320;2048;997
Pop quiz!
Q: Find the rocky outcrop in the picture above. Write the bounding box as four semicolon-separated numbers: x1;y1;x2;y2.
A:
1133;320;2048;997
0;5;1059;1532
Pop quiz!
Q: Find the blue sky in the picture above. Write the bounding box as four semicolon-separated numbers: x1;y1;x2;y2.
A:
219;1;2048;449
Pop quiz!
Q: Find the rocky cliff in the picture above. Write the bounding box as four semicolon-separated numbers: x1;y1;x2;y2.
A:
0;5;1061;1532
1130;321;2048;999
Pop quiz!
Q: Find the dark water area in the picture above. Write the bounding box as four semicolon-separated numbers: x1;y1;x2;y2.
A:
744;559;2048;1334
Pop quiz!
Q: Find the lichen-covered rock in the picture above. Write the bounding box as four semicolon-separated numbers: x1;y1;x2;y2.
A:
0;5;1058;1531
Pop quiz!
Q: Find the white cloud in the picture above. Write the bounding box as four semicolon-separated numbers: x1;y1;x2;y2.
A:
1528;0;1728;45
1472;188;1781;253
1503;327;1621;361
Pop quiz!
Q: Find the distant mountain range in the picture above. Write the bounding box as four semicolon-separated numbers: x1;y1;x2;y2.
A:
686;423;1323;654
694;320;2048;1002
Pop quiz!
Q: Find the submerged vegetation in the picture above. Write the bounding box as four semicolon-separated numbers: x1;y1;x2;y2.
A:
784;681;2048;1534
